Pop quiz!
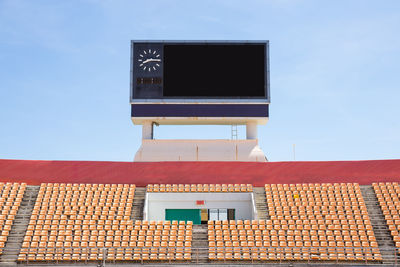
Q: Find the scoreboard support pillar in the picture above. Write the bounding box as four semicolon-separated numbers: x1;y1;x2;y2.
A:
142;121;153;140
246;122;258;140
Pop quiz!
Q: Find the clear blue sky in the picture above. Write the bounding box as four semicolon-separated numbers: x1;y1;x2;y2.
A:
0;0;399;162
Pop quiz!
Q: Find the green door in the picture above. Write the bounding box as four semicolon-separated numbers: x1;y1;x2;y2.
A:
165;209;201;224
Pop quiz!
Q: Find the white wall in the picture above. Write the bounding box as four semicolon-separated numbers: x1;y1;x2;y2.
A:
134;139;267;162
144;192;254;221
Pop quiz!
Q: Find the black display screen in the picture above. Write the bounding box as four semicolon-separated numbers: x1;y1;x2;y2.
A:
163;44;266;98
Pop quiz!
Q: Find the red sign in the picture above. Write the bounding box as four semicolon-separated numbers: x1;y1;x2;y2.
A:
196;200;205;205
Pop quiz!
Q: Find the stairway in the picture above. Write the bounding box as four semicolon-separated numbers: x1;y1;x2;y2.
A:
0;185;39;265
360;185;398;264
253;187;269;220
191;224;208;264
131;187;146;220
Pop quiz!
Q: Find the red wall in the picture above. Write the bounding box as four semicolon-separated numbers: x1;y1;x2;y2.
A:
0;159;399;186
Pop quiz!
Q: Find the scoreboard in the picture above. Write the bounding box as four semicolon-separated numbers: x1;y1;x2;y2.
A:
130;41;270;124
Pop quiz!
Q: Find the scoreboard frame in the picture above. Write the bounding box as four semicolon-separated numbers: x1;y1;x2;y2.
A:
130;40;270;104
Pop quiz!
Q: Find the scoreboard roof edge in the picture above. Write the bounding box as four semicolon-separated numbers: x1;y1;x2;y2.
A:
131;40;269;44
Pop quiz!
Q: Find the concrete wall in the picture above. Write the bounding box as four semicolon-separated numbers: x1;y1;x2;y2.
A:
144;192;254;221
134;139;266;162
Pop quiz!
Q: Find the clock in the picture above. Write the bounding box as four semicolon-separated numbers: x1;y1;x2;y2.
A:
137;48;161;72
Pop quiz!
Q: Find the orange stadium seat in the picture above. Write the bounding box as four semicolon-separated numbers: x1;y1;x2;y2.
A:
147;184;253;193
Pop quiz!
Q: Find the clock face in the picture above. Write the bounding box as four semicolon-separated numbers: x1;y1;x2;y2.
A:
137;48;161;72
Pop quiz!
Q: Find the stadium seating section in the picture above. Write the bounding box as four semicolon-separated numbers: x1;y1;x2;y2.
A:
17;183;193;262
0;181;395;263
208;220;278;261
262;183;382;261
373;182;400;249
147;184;253;192
127;220;192;261
0;182;26;254
19;183;135;261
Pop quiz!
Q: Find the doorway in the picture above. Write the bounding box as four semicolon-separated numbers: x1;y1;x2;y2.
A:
204;208;235;223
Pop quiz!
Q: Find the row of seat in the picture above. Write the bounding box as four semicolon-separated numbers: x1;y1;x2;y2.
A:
24;230;192;240
26;223;133;232
22;240;192;249
208;232;377;243
208;228;376;237
40;183;135;188
19;247;191;261
24;216;135;223
209;247;382;261
32;210;132;217
208;223;377;245
209;240;378;249
267;203;367;210
265;183;361;190
268;210;368;218
210;219;372;230
147;184;253;192
267;192;364;198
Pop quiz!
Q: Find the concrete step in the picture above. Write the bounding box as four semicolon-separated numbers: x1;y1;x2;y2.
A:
131;187;146;220
192;241;208;247
253;187;269;220
191;225;209;263
360;185;397;264
0;185;39;264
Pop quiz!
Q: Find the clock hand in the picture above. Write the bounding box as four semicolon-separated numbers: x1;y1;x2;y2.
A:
142;58;161;64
